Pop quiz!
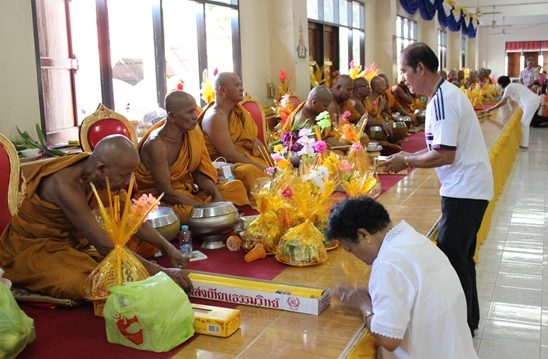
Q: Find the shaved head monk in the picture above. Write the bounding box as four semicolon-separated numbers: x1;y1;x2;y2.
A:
0;135;193;301
199;72;268;194
327;75;362;123
282;85;347;151
135;90;249;224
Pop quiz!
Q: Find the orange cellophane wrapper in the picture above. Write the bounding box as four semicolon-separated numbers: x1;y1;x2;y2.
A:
83;177;162;301
275;219;328;267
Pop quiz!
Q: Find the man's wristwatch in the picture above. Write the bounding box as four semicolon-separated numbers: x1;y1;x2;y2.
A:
404;156;411;169
363;309;374;321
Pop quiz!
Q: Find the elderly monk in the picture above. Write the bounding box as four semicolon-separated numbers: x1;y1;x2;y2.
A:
447;69;458;85
328;75;362;123
281;85;346;151
135;90;249;223
199;72;268;194
0;135;192;302
377;74;414;121
392;78;420;125
349;77;392;138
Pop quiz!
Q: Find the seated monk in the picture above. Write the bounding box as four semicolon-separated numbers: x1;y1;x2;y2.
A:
446;69;458;85
349;77;392;138
199;72;268;194
464;70;479;90
377;74;415;122
328;74;362;123
392;78;420;125
135;90;249;224
0;135;192;302
282;85;348;153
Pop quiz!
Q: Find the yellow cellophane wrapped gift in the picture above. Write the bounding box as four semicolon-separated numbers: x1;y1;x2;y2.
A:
275;171;335;266
242;176;292;254
338;143;380;198
84;176;162;301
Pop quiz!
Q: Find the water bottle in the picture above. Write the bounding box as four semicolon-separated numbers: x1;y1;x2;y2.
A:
178;225;193;257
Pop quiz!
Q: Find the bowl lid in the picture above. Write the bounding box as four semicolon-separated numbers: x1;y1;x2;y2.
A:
190;202;238;218
369;126;383;131
146;207;179;228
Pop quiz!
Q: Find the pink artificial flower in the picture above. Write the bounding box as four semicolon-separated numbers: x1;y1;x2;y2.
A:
279;69;287;81
349;60;355;68
272;153;284;162
213;68;219;76
314;140;327;153
352;142;363;152
266;167;276;176
337;160;352;172
281;186;293;199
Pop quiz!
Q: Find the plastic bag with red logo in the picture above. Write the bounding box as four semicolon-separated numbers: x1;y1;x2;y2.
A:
103;272;194;352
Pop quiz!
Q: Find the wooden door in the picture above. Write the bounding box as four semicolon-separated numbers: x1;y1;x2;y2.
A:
523;52;539;67
323;25;338;70
34;0;79;144
308;22;319;64
506;52;521;78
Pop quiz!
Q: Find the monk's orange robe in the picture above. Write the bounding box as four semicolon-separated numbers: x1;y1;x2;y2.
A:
199;102;267;193
363;97;385;122
0;153;116;301
340;99;362;123
390;83;418;122
135;119;249;223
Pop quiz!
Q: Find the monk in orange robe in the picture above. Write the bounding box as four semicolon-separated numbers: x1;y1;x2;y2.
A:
199;72;268;194
328;75;362;123
0;136;192;301
135;90;249;224
350;77;392;138
377;74;415;122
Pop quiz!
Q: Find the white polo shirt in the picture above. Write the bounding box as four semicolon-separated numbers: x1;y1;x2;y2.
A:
425;80;494;201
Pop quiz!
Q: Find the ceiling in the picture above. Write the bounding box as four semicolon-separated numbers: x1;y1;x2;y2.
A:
458;0;548;26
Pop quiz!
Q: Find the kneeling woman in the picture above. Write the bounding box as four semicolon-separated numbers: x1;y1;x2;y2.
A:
327;197;477;359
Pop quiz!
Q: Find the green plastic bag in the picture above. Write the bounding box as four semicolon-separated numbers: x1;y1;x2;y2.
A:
103;272;194;352
0;284;36;359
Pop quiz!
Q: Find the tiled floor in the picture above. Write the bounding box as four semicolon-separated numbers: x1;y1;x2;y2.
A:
474;127;548;359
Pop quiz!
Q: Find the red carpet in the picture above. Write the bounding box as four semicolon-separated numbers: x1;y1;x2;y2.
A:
16;131;426;359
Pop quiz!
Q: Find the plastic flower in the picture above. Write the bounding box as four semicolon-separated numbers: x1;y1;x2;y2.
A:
352;142;363;152
266;167;276;176
315;111;332;131
273;144;284;153
213;68;219;76
279;69;287;81
339;110;351;125
338;160;352;172
299;128;313;138
303;166;330;192
272;153;285;162
277;158;291;171
314;140;327;154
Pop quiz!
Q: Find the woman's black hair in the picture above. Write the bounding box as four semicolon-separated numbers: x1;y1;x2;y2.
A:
326;196;391;243
497;76;511;88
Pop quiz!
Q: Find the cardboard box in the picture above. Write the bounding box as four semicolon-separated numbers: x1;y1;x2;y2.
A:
188;271;331;316
192;303;240;337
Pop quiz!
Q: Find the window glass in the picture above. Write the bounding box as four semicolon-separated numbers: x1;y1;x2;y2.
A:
163;0;201;103
339;27;349;74
205;4;236;73
324;0;334;23
339;0;348;26
209;0;236;4
352;29;362;64
307;0;318;20
352;1;361;28
108;0;158;117
70;0;101;123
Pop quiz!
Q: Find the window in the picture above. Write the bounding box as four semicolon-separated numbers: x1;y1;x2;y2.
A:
32;0;240;143
396;16;417;73
461;36;466;69
437;29;447;71
307;0;365;75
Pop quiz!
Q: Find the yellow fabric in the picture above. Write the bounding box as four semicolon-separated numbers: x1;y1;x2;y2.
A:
199;102;268;193
362;98;384;122
340;99;362;123
347;328;379;359
283;101;336;140
0;153;108;301
135;119;250;223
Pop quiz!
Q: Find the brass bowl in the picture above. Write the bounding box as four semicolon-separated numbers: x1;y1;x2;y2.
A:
188;202;240;249
368;126;387;141
391;121;408;140
359;133;370;146
146;207;181;241
414;109;426;124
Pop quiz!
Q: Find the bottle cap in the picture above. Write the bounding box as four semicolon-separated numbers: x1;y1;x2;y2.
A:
228;175;235;180
181;225;189;230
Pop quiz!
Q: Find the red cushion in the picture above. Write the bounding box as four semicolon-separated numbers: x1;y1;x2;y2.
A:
88;119;132;151
242;102;265;145
0;145;11;233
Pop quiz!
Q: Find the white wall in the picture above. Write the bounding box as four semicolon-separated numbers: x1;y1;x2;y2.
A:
0;1;41;138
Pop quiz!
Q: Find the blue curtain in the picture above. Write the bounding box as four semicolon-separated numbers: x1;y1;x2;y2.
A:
447;10;463;31
419;0;443;21
399;0;419;15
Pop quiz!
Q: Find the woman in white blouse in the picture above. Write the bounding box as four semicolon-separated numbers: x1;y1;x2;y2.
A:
327;197;477;359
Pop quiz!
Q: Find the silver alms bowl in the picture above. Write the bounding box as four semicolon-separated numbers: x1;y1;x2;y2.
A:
188;202;239;249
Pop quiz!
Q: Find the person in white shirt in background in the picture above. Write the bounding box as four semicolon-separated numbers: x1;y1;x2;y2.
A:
484;76;542;147
519;57;539;88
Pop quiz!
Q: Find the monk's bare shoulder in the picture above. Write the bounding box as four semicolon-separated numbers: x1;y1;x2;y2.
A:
38;163;86;206
201;106;229;135
140;128;169;169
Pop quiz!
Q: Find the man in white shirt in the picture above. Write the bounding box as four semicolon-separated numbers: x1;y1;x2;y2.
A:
381;42;494;337
519;57;539;88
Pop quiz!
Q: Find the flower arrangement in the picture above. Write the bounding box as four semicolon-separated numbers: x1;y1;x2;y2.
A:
274;94;294;125
200;68;217;104
278;69;292;97
360;63;380;83
348;60;362;80
84;175;163;300
13;124;67;158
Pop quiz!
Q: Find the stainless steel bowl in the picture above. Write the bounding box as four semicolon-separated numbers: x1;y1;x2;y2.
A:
188;202;240;249
368;125;387;141
146;207;180;241
390;121;408;140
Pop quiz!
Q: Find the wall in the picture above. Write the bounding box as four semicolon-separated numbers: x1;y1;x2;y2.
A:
0;1;41;138
475;23;548;79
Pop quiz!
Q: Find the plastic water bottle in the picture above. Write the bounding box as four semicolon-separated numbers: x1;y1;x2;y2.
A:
178;225;193;257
